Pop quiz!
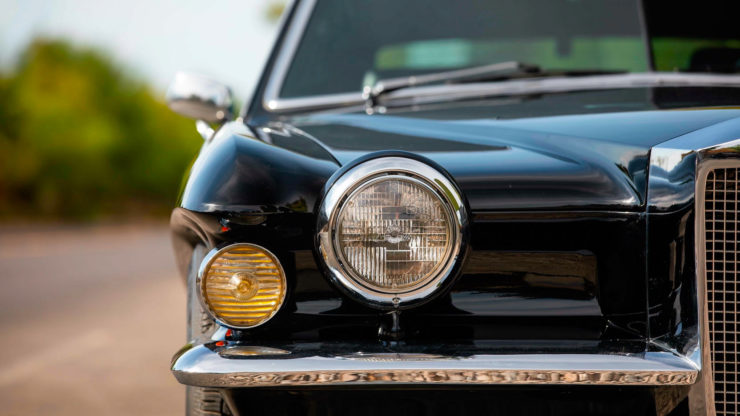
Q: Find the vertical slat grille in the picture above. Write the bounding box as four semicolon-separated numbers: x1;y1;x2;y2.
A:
706;167;739;415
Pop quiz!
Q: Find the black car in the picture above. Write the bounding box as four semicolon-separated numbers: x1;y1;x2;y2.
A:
166;1;740;415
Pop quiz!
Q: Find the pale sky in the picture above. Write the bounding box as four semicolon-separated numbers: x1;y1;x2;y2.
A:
1;0;281;101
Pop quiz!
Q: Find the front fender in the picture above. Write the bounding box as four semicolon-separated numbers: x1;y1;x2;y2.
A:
179;121;339;215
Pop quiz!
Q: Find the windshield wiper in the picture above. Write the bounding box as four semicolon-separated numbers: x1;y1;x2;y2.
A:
362;61;627;109
363;61;539;105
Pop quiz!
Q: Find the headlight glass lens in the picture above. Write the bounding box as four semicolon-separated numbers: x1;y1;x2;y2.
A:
335;177;453;292
201;244;286;328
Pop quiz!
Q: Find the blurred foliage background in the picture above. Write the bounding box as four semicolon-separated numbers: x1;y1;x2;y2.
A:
0;39;202;220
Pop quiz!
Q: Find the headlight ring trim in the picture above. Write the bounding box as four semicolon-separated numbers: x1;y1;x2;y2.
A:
317;156;468;310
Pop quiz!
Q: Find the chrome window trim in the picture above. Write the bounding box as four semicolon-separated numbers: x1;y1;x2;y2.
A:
266;73;740;114
172;342;698;388
196;243;287;330
266;92;365;113
261;0;323;112
378;73;740;109
316;157;468;309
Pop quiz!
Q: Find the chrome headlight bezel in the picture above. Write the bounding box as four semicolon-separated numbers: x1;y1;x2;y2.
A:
316;156;468;310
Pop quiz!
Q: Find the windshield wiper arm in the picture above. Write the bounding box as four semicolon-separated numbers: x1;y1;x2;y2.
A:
363;61;540;105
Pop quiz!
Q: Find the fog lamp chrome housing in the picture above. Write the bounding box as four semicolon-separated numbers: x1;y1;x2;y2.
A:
198;243;287;329
317;157;468;309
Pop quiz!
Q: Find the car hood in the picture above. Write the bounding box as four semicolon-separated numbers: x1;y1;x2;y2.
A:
259;91;740;212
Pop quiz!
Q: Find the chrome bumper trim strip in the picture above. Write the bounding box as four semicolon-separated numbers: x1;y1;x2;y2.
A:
172;343;698;388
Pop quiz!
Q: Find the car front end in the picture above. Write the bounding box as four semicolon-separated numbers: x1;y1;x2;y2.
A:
166;0;740;414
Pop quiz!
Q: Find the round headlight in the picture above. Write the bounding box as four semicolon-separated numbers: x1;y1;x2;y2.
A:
317;157;467;309
198;243;286;329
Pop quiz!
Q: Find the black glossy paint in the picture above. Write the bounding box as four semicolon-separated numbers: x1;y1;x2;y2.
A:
470;212;647;337
180;86;740;216
264;91;740;211
169;1;740;413
178;122;338;214
182;92;740;215
173;209;621;343
172;86;740;345
646;118;740;352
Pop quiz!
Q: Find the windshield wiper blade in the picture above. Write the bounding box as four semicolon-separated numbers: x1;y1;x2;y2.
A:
362;63;633;110
363;61;539;104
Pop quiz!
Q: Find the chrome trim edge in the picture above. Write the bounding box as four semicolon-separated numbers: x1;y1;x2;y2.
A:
266;50;740;113
691;159;740;416
171;343;698;388
266;72;740;114
261;0;318;111
651;123;740;415
377;73;740;109
316;157;468;309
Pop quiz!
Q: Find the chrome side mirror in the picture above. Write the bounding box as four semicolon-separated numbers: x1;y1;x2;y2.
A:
166;72;234;125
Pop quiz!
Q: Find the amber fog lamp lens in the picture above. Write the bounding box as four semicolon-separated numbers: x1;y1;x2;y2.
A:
335;177;453;292
200;244;286;329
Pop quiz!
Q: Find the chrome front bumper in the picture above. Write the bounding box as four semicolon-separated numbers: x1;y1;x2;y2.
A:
171;341;699;388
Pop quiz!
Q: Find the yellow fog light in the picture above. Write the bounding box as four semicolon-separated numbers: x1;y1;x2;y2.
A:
198;243;286;329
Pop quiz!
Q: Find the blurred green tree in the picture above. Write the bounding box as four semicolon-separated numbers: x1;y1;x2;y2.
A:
0;39;202;220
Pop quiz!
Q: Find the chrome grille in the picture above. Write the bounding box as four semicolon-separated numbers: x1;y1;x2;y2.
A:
705;166;740;415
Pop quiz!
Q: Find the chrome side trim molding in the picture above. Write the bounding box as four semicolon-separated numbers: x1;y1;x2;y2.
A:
172;343;698;388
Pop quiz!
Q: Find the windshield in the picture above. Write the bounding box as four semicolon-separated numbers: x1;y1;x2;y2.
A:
278;0;740;99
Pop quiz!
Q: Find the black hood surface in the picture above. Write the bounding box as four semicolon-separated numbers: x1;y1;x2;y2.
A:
274;88;740;212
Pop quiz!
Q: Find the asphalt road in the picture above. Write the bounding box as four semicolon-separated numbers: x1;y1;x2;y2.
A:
0;223;185;416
